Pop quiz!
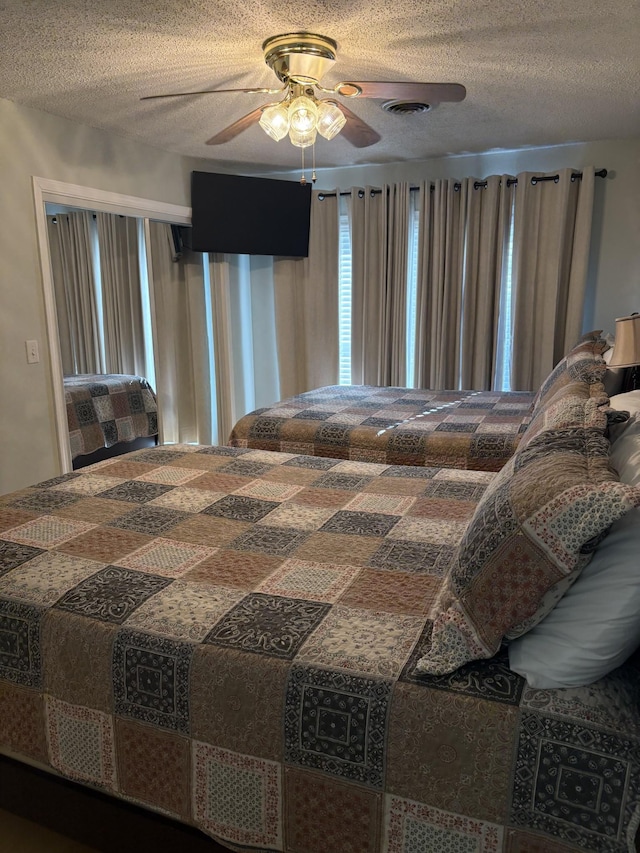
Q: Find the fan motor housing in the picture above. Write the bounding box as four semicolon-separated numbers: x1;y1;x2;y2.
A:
263;33;337;84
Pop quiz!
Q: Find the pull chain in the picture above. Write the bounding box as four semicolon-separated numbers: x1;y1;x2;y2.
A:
312;142;317;184
300;146;306;185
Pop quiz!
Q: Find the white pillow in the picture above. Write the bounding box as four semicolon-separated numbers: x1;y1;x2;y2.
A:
508;417;640;688
609;391;640;417
508;508;640;687
610;414;640;486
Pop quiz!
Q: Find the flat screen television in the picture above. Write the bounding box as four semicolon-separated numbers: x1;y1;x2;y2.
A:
189;171;312;258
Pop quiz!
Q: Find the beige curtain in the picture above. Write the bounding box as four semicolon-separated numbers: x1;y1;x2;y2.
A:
350;183;411;386
207;255;237;444
273;191;339;398
207;253;281;442
47;211;104;374
413;180;466;389
460;175;514;390
383;183;411;386
510;167;596;391
148;221;214;445
349;188;385;385
95;213;147;376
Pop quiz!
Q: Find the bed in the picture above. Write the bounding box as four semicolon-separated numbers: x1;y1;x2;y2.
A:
228;385;535;472
2;332;640;853
64;373;159;468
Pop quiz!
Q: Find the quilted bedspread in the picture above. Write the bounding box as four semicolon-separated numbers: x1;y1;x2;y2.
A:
228;385;535;472
64;373;158;460
0;444;639;853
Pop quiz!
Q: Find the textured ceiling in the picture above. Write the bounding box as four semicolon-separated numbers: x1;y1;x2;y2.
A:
1;0;639;174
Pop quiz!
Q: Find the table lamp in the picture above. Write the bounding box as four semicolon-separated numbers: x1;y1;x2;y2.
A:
608;313;640;391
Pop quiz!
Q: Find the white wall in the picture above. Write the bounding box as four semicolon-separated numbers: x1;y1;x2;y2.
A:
1;94;638;494
0;98;203;495
269;138;640;334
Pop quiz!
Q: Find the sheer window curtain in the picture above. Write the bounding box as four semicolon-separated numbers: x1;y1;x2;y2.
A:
510;166;597;391
273;191;340;398
349;183;411;386
148;229;279;447
47;211;104;375
207;253;281;442
148;221;215;445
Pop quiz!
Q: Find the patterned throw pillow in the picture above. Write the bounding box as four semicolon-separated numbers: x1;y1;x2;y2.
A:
415;428;640;676
530;332;608;413
518;377;612;451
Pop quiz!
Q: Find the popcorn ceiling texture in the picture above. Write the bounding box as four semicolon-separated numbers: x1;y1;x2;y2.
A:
0;0;638;171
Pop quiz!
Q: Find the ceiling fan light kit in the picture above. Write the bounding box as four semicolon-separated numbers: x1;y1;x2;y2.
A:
288;95;318;137
142;31;466;166
259;89;348;148
258;103;290;141
316;101;347;140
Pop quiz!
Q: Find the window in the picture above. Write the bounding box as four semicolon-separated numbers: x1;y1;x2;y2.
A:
335;185;517;393
336;191;419;388
405;193;420;387
338;198;352;385
495;202;516;392
137;219;156;390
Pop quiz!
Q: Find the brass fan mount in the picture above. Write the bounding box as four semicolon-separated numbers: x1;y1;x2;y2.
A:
262;33;338;87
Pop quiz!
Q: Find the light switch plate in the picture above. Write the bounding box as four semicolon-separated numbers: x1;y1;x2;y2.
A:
26;339;40;363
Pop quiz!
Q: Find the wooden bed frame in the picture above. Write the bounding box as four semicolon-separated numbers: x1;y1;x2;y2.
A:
0;754;228;853
3;752;639;853
72;435;158;470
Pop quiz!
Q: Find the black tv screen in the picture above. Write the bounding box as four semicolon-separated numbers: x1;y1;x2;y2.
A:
189;171;312;257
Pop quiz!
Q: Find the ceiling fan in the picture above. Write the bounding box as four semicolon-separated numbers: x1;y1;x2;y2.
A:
141;32;467;150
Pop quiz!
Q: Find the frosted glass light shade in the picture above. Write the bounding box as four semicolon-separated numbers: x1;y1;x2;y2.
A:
288;126;317;148
289;96;318;133
259;104;290;141
316;101;346;140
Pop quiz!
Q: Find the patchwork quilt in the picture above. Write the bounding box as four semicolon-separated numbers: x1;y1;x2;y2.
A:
0;444;639;853
64;373;158;460
228;385;535;472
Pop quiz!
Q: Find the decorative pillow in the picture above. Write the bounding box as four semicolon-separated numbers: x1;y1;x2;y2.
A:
531;333;608;413
508;413;640;687
415;428;640;676
518;377;611;451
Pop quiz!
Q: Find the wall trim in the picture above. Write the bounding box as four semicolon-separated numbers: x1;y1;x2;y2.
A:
32;176;191;473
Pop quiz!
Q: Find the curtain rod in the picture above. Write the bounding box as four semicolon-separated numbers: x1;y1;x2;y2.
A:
317;168;607;200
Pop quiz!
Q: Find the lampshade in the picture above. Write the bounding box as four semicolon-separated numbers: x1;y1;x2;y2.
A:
259;103;290;141
289;95;318;134
608;314;640;367
316;100;346;140
288;126;317;148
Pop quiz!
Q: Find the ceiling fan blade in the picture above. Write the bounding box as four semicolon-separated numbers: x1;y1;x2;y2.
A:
141;86;284;101
334;81;466;103
205;106;265;145
327;101;381;148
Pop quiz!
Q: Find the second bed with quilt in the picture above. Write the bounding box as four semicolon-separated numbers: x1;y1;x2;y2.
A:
228;385;535;472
